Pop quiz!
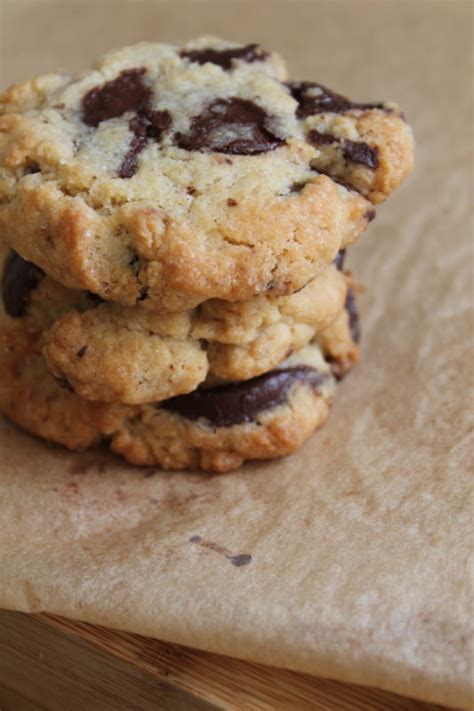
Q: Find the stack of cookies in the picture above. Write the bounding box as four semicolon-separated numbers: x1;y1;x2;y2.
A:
0;38;414;472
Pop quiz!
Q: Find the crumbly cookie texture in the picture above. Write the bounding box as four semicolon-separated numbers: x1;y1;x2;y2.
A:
0;305;336;472
0;37;400;311
2;249;349;404
287;82;414;203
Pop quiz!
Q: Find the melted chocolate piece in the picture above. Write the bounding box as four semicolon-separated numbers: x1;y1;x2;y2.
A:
343;140;379;168
289;181;306;194
119;110;172;178
175;97;285;155
307;129;337;146
2;251;45;318
308;130;379;169
120;116;148;179
81;68;152;127
345;288;360;343
162;366;327;426
334;249;346;271
81;68;172;177
288;81;385;118
180;43;268;70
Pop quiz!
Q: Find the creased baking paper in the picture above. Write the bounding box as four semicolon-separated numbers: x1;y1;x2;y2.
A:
0;1;472;707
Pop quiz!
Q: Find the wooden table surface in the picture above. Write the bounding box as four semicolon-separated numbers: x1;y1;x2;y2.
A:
0;610;455;711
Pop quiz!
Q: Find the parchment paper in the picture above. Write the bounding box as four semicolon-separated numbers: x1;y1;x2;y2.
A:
0;1;473;707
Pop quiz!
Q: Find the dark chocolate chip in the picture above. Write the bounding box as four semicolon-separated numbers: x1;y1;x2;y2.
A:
119;109;172;178
54;376;75;392
343;140;379;168
307;129;338;146
288;181;306;194
2;251;45;318
334;249;346;271
138;287;149;302
175;97;285;155
161;366;328;427
365;208;376;222
119;116;148;179
81;68;152;127
345;288;360;343
227;198;238;206
308;130;379;169
76;346;87;358
181;43;268;70
287;81;385;118
147;109;173;139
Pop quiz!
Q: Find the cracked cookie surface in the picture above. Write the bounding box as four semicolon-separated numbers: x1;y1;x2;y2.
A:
0;37;413;310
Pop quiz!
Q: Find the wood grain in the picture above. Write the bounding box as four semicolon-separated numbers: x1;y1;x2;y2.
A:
0;611;454;711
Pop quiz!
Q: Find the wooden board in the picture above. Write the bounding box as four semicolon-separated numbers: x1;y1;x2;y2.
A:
0;611;455;710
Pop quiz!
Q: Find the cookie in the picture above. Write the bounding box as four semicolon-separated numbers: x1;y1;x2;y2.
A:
287;81;414;203
0;308;335;472
2;249;349;404
0;38;385;311
318;288;360;379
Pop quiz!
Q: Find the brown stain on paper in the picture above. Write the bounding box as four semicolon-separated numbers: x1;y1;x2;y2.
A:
189;536;252;567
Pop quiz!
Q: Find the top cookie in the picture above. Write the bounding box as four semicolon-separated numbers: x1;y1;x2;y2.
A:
0;37;413;311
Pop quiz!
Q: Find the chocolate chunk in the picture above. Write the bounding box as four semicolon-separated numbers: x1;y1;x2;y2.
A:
289;181;306;194
334;249;346;271
119;115;148;179
345;288;360;343
76;346;87;358
180;43;268;70
148;109;172;138
161;366;327;426
175;98;285;155
365;208;376;222
343;140;379;168
119;110;171;178
2;251;45;318
226;198;238;206
307;129;337;146
308;130;379;169
81;68;152;127
288;81;384;118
